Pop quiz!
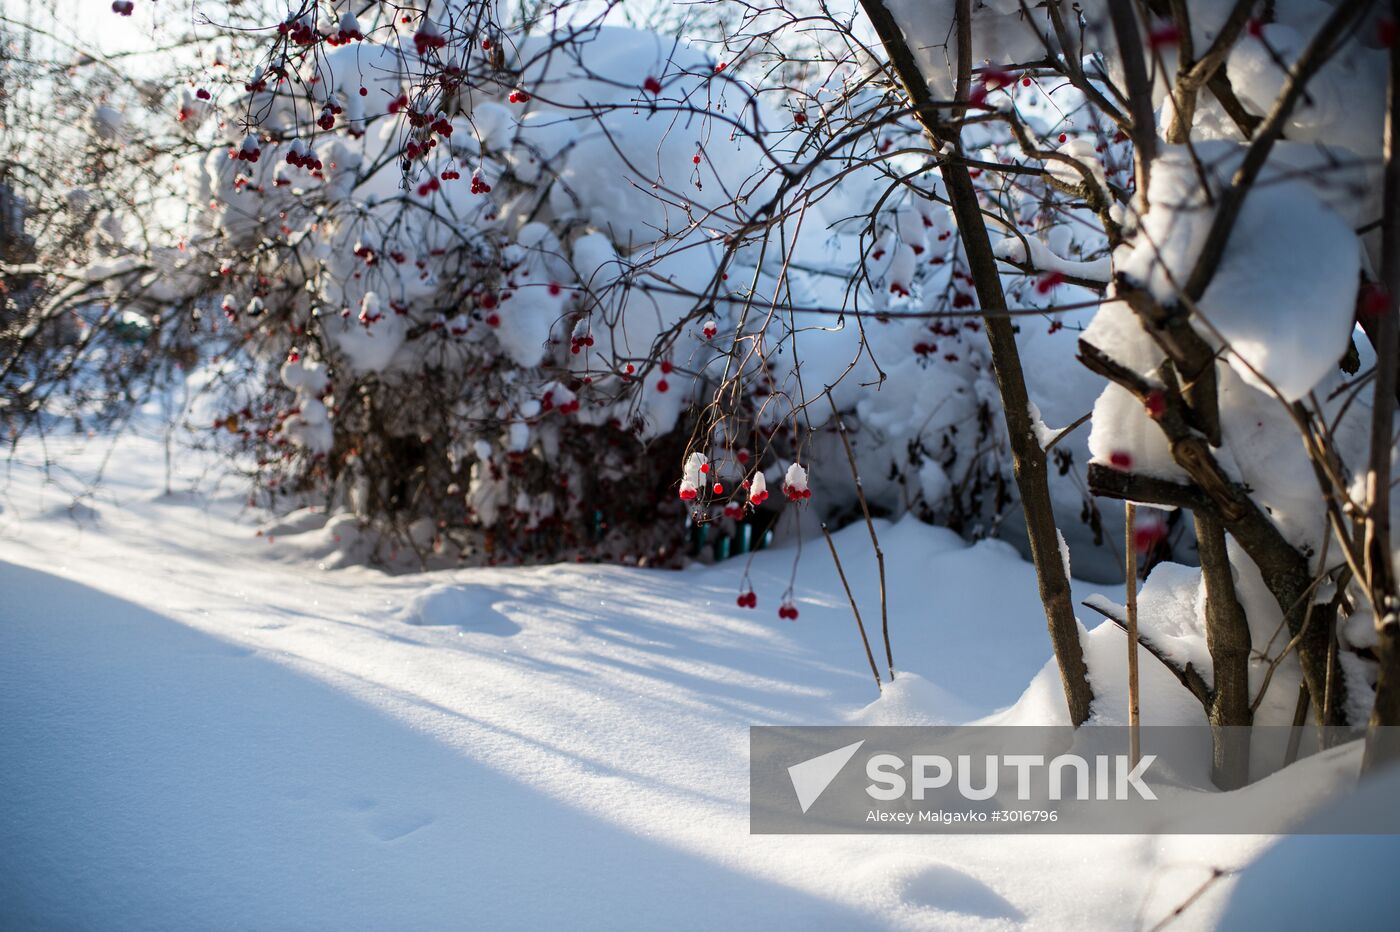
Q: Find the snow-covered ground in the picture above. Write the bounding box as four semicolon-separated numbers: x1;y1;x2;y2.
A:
0;421;1392;930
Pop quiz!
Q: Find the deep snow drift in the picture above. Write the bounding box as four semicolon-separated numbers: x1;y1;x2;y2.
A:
2;423;1397;930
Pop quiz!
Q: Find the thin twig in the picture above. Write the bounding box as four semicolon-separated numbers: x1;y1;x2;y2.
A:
825;391;893;679
821;522;883;695
1126;503;1142;766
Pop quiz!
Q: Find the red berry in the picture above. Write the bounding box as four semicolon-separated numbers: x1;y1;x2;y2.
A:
1058;133;1068;143
1109;451;1133;471
656;379;669;393
1145;390;1166;419
1361;283;1391;318
644;76;662;94
1036;271;1066;294
1148;24;1181;49
1134;521;1167;554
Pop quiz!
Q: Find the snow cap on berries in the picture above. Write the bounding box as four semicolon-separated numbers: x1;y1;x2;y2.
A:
748;470;768;505
783;462;811;501
679;451;708;501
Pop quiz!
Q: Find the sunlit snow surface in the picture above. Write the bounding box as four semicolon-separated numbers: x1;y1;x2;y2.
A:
0;420;1392;930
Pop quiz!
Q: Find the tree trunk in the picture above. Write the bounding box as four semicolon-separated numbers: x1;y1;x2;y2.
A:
1195;513;1252;789
857;0;1094;725
1365;3;1400;773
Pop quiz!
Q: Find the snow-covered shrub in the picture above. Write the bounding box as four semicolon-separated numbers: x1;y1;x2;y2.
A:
172;4;1045;566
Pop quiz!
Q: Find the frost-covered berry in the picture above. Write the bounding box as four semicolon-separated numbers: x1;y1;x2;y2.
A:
1134;519;1167;554
782;462;811;502
981;69;1014;91
236;133;262;162
748;471;768;506
702;319;717;339
679;451;708;500
414;24;447;55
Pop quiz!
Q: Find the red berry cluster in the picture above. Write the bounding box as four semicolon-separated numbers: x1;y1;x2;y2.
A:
470;172;492;194
542;391;581;415
508;89;531;104
280;18;319;46
404;137;438;160
1036;270;1066;294
286;146;323;171
441;169;461;181
326;24;363;47
736;590;757;609
416;176;441;197
778;602;799;621
570;333;595;355
414;29;448;56
112;1;134;15
353;243;378;265
233;137;262;162
782;483;811;502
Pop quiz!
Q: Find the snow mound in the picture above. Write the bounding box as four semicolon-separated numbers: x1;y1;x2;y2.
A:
400;585;523;636
848;672;976;726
